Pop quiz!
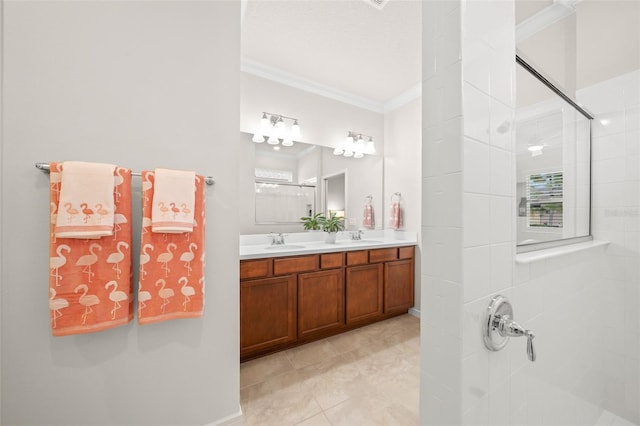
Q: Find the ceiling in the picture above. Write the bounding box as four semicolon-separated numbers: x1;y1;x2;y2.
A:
241;0;422;107
241;0;639;110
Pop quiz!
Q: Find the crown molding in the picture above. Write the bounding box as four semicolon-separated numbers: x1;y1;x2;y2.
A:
383;83;422;113
241;58;385;113
241;58;421;114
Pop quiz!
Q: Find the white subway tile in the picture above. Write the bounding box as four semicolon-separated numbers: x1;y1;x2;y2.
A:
445;62;463;121
463;83;491;143
490;243;513;294
490;99;513;151
463;193;491;247
463;246;491;303
490;147;513;197
463;297;488;357
442;117;463;174
462;350;489;413
463;137;491;194
490;46;514;107
442;173;463;228
462;38;490;94
490;196;513;244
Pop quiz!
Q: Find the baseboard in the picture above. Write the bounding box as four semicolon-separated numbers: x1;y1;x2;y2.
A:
204;406;243;426
409;307;420;318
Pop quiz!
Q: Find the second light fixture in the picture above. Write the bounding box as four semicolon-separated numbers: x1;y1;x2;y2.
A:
333;131;375;158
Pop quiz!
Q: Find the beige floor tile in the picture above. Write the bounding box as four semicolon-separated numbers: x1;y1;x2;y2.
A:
241;314;421;426
295;412;332;426
242;383;322;426
284;338;340;369
241;351;294;388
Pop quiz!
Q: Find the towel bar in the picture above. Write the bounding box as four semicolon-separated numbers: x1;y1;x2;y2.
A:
35;162;215;186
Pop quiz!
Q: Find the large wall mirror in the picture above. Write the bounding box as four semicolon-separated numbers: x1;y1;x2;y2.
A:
239;133;383;234
516;56;592;251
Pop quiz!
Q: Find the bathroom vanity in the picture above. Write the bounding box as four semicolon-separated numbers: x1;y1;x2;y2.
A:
239;233;416;361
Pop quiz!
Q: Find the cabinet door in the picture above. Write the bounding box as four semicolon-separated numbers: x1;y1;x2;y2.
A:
241;275;296;356
384;259;414;314
298;269;344;338
346;263;383;324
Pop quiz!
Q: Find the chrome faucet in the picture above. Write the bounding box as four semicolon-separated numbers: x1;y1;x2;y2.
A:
268;233;286;245
350;230;364;240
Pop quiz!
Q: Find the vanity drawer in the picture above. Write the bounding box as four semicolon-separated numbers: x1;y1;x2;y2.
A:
346;250;369;266
369;247;398;263
321;252;344;269
274;255;319;275
398;246;415;260
240;259;272;280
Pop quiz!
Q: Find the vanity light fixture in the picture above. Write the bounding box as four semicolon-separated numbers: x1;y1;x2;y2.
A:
252;112;302;146
334;131;376;158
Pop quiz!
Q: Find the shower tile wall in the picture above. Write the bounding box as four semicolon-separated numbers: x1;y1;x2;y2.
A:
579;70;640;425
421;1;464;424
422;1;639;425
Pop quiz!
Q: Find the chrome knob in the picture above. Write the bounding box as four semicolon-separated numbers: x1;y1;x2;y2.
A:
484;295;536;362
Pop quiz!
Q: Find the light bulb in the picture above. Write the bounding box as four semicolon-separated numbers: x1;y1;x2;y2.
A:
333;147;344;155
527;145;543;152
366;138;375;154
355;135;365;154
343;150;354;157
252;132;265;143
354;152;364;158
281;138;293;147
267;135;279;145
260;113;271;134
290;120;301;140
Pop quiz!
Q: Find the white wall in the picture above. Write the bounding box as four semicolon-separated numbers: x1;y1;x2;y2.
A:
384;97;422;310
1;2;240;425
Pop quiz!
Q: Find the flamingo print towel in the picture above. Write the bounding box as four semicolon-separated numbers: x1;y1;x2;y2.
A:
55;161;117;239
138;171;205;325
389;201;402;230
151;168;196;233
49;162;133;336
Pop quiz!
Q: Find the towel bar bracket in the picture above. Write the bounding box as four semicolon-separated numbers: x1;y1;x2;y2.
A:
35;162;215;185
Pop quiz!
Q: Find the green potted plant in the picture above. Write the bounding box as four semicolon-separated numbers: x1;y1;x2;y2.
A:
320;213;345;243
300;212;325;231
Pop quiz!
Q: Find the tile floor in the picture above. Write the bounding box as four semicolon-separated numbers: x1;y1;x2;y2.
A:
236;314;420;426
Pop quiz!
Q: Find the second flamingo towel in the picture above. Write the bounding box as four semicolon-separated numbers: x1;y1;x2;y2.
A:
49;162;133;336
138;171;205;325
151;168;196;233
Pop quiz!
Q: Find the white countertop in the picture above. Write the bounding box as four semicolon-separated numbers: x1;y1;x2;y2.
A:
240;230;417;260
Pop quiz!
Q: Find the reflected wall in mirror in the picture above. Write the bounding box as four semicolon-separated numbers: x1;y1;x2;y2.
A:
516;57;592;249
239;133;383;234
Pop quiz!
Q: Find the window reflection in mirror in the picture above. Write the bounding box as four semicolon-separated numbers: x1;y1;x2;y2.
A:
516;58;592;250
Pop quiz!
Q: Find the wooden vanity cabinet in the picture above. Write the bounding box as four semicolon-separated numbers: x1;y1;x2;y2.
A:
385;246;415;314
345;263;383;324
298;269;344;337
240;275;296;355
240;245;414;361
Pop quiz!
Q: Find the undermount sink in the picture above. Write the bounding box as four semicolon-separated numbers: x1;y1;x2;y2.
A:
264;244;306;250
